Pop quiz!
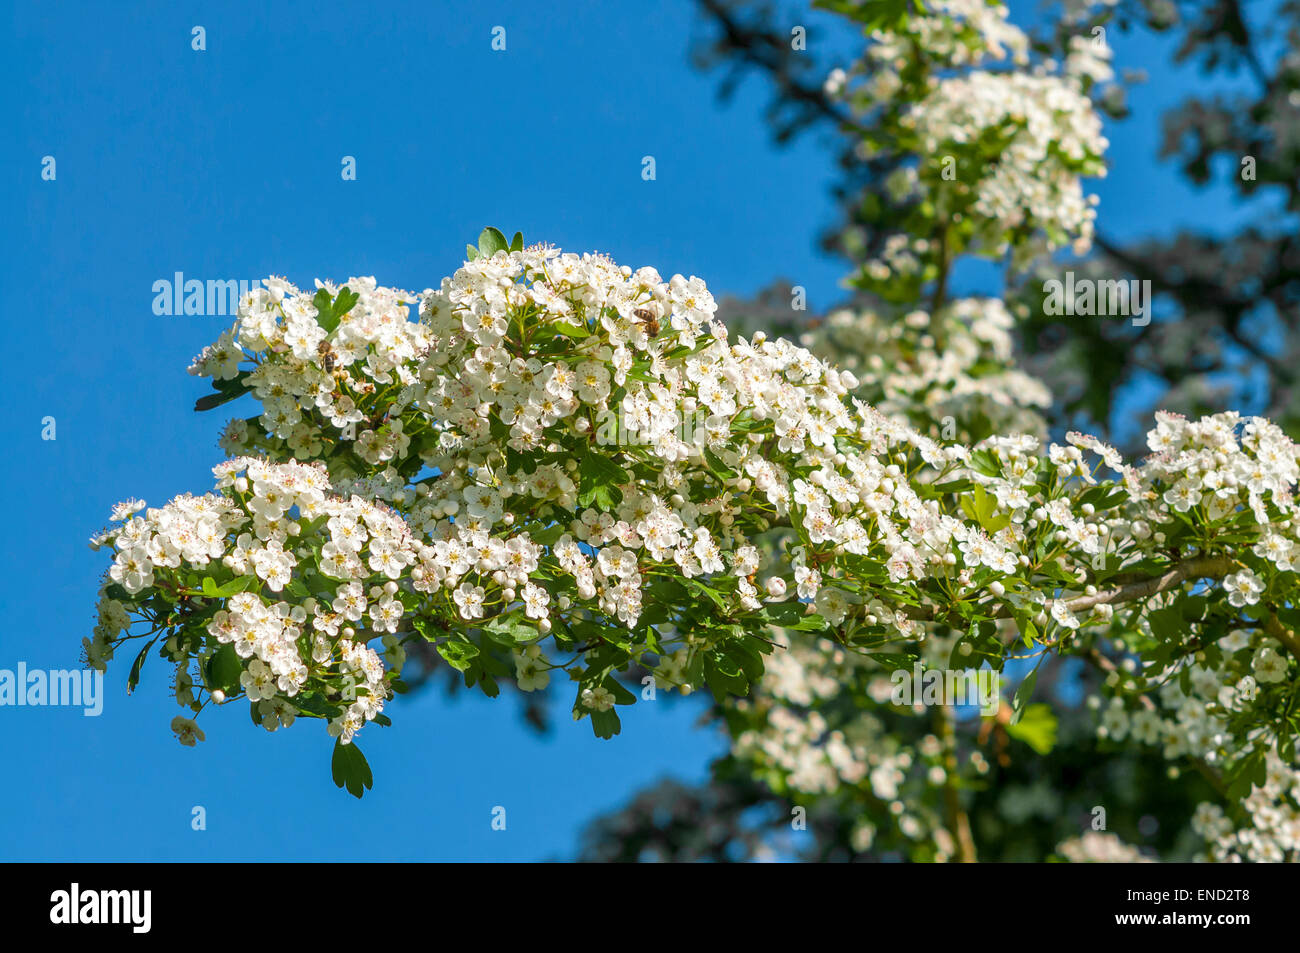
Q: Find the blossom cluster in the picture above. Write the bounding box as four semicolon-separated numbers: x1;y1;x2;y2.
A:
803;296;1051;443
1056;831;1153;863
89;458;411;744
901;69;1107;256
827;0;1110;292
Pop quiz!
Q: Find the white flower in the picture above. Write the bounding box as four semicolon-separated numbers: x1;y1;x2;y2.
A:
453;582;486;620
1222;570;1264;608
1253;645;1289;684
580;685;615;712
110;498;146;521
522;582;549;620
170;716;206;747
514;646;550;692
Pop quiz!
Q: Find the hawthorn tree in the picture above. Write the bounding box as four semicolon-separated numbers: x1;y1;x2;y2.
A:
88;0;1299;862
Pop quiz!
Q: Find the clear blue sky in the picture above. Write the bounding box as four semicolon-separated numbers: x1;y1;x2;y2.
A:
0;0;1254;860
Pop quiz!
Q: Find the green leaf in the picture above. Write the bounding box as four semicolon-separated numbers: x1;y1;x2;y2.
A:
294;693;342;718
311;288;335;326
683;577;727;610
316;287;353;333
206;643;243;695
1146;605;1183;644
1018;616;1039;649
968;450;1001;478
703;651;749;697
194;377;251;412
127;640;153;694
1007;703;1057;754
528;522;566;546
760;600;806;627
578;453;628;509
605;675;638;707
552;320;592;339
334;287;359;318
331;739;374;798
725;638;767;682
436;640;479;672
1226;748;1267;800
867;651;918;672
201;575;256;598
960;484;1009;532
1011;663;1041;724
584;453;630;486
509;231;524;252
928;478;974;496
702;446;732;481
478;226;509;257
483;614;538;645
589;708;621;739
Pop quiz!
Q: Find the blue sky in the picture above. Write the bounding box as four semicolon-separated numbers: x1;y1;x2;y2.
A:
0;0;1258;860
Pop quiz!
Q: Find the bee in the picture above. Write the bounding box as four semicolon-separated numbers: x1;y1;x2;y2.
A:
633;307;660;337
317;339;337;373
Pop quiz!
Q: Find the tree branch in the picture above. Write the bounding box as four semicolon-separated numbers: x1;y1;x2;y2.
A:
903;554;1237;625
